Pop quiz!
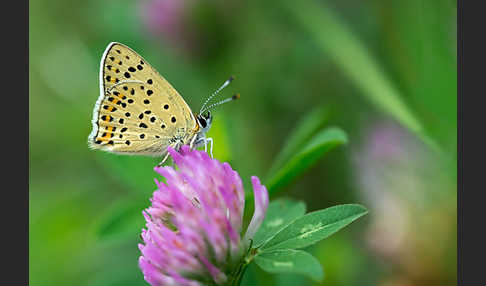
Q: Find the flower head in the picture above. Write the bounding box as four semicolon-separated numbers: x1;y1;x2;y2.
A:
139;146;269;286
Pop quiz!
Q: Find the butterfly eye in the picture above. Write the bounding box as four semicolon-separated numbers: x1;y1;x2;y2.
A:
199;117;207;128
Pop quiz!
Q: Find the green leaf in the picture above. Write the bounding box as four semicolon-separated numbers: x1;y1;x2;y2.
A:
266;127;347;194
252;199;307;248
379;0;456;149
261;204;368;251
254;249;324;282
281;0;438;151
268;106;330;176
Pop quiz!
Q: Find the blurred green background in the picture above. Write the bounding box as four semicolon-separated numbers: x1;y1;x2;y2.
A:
29;0;457;285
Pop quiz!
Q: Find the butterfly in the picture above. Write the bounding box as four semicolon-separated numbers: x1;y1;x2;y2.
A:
88;42;238;165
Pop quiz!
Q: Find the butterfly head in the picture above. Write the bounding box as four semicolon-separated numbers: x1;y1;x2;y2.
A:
196;75;240;135
197;111;213;133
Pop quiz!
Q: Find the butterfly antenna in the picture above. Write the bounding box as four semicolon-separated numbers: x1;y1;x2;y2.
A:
199;75;234;114
201;94;240;114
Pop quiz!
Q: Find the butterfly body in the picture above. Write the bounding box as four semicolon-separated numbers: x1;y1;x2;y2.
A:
88;42;213;164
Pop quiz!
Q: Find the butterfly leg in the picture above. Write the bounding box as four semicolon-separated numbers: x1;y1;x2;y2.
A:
206;137;214;158
157;152;171;167
189;134;198;149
